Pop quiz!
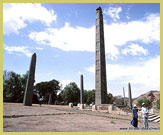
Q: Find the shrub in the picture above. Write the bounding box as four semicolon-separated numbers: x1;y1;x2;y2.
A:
157;99;160;109
137;98;152;109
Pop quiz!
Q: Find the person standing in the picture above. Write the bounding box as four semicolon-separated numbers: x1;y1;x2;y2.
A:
141;103;149;128
132;104;138;128
39;96;43;107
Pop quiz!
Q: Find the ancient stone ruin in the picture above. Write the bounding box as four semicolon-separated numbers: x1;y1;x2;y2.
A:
123;87;126;106
95;7;107;105
128;82;132;109
80;74;84;104
23;53;37;106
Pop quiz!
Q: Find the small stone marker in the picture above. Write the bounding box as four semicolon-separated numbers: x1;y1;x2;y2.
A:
92;105;97;111
108;104;114;113
69;103;73;108
79;104;84;110
77;103;80;108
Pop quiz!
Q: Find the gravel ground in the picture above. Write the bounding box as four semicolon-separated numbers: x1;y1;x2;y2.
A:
3;103;160;132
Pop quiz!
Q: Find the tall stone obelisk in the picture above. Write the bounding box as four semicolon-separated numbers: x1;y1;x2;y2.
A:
123;87;126;106
95;7;107;105
128;82;133;109
80;74;84;104
23;53;37;106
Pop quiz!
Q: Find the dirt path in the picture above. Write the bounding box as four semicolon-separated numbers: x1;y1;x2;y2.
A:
3;103;160;132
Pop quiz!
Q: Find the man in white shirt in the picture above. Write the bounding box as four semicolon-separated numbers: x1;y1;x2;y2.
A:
141;103;149;128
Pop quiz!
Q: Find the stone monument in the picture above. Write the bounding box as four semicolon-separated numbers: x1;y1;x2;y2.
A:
95;7;107;105
123;87;126;106
80;74;84;104
23;53;37;106
128;82;132;109
48;93;52;104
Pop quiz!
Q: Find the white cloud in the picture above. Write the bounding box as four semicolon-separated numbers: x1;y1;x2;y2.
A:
87;56;160;96
29;13;160;61
122;44;148;56
104;14;160;60
105;14;160;45
4;45;32;57
104;7;122;21
126;16;130;19
29;22;95;52
3;3;57;35
35;47;43;50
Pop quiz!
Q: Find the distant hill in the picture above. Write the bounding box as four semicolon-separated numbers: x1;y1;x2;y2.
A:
133;90;160;109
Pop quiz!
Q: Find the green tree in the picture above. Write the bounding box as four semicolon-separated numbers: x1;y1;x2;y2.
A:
137;98;152;109
35;79;61;104
83;90;113;105
107;93;114;104
21;72;28;90
114;97;124;105
62;82;80;105
157;99;160;109
56;90;64;103
84;89;95;104
83;90;88;104
3;71;26;101
3;70;11;81
3;70;11;97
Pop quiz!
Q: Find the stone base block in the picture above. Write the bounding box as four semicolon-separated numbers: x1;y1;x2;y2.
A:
77;103;80;108
92;105;97;111
69;103;73;108
108;104;114;113
79;104;84;110
97;105;108;110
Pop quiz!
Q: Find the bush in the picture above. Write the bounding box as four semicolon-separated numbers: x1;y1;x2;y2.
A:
107;93;114;104
157;99;160;109
137;98;152;109
114;98;124;105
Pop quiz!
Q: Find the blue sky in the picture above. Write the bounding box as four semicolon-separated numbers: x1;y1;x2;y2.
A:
3;3;160;98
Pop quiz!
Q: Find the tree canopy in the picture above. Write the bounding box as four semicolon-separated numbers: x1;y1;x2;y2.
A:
3;71;28;102
84;89;95;104
137;98;152;109
3;70;115;106
62;82;80;105
35;79;61;104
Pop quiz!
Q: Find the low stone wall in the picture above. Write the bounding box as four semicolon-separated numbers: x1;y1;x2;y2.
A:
92;104;131;116
97;105;108;110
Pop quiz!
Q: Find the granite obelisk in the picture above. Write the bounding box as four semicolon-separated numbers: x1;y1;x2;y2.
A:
128;83;132;109
23;53;37;106
123;87;126;106
80;74;84;104
95;7;107;105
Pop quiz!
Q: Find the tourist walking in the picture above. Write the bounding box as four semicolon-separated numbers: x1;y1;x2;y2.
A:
141;103;149;128
132;104;138;128
39;96;43;107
